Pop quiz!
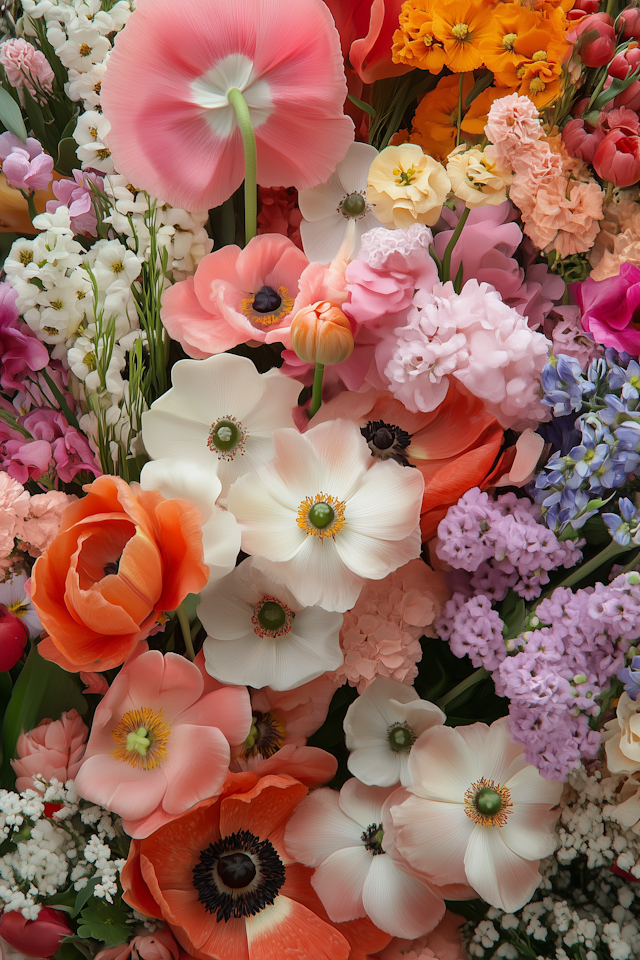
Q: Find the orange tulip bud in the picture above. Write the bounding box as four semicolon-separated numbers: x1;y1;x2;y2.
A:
290;300;354;365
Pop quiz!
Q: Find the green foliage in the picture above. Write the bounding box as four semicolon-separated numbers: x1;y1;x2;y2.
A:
0;84;27;141
76;897;131;946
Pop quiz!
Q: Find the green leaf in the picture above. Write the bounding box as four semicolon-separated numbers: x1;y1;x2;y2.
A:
347;93;376;117
55;941;93;960
21;86;49;151
500;589;526;640
55;138;78;177
0;86;27;142
464;71;494;107
41;369;80;429
72;877;100;918
77;898;131;947
46;884;77;913
452;259;464;295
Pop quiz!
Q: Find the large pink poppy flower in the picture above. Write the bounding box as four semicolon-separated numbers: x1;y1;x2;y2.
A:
100;0;355;211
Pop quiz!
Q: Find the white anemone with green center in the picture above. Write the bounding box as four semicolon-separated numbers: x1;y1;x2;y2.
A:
141;353;300;499
198;556;343;691
344;677;445;788
226;418;425;613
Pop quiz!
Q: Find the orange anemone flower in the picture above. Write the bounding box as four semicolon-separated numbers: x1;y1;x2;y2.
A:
120;772;353;960
32;475;209;672
392;0;447;74
431;0;494;72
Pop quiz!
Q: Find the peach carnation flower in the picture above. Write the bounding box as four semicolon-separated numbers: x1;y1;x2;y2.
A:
588;193;640;281
0;473;30;560
484;93;542;164
12;709;88;793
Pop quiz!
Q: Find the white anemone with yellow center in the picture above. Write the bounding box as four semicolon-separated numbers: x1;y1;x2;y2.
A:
226;419;425;613
389;717;563;913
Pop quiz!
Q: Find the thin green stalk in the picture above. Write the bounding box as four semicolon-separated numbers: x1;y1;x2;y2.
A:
456;73;464;147
554;539;633;591
227;87;257;245
441;205;470;283
176;601;195;662
21;190;38;225
437;667;489;710
308;363;325;419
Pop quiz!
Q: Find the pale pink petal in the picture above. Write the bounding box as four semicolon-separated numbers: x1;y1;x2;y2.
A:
407;726;481;801
362;854;445;939
457;718;526;786
310;846;370;922
285;788;363;866
339;778;396;827
500;805;560;861
390;795;471;886
464;826;542;913
161;724;230;814
304;420;372;502
246;744;336;787
228;474;307;562
345;458;424;541
177;686;252;747
505;764;565;808
161;278;241;357
264;536;364;612
334;525;421;581
75;753;167;819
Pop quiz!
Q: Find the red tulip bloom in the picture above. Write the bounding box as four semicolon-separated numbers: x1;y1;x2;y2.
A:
322;0;411;83
0;606;28;671
0;908;72;958
568;13;616;68
593;128;640;187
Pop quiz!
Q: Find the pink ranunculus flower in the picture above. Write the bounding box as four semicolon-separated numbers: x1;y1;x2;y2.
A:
46;170;104;237
12;708;88;793
100;0;354;212
161;234;310;356
484;93;542;165
593;128;640;188
0;39;54;100
574;261;640;353
0;133;53;193
95;927;188;960
74;650;252;838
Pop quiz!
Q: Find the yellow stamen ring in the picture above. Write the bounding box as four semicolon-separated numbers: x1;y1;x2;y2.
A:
464;777;513;827
112;706;170;770
297;492;346;539
240;285;294;328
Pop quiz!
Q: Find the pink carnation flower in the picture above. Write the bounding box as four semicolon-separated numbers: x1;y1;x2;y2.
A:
12;709;88;793
74;649;252;838
0;39;54;99
0;472;30;560
327;559;449;693
100;0;354;211
46;170;104;237
484;93;542;164
0;133;53;193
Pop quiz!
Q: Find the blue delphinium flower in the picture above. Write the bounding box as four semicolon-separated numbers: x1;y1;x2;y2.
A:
619;655;640;701
603;498;640;546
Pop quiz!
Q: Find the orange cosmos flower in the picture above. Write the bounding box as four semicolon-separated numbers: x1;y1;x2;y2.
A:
498;12;569;106
479;5;542;83
392;0;447;74
120;772;353;960
32;476;209;672
431;0;494;72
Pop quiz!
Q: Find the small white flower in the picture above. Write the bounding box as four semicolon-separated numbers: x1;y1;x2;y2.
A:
67;61;106;108
74;110;113;173
55;26;110;71
89;239;141;289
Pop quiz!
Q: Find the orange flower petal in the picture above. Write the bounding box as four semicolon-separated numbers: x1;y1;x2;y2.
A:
245;895;350;960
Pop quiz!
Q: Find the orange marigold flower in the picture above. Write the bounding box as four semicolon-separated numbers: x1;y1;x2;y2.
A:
411;73;474;160
392;0;447;73
479;5;542;83
431;0;494;72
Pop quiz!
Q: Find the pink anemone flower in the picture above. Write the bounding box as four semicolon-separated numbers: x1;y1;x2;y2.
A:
161;234;309;356
74;649;252;839
100;0;355;211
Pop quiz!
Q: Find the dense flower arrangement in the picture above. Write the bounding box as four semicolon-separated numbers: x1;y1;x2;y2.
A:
2;0;640;957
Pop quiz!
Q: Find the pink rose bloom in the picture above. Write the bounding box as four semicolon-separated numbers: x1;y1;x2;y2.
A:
74;650;252;838
0;133;53;193
574;262;640;352
161;234;310;356
562;118;605;163
96;927;190;960
16;489;75;557
257;186;303;250
593;128;640;188
12;709;88;792
0;473;30;560
484;93;541;164
0;283;48;393
0;39;54;99
379;911;467;960
46;170;104;237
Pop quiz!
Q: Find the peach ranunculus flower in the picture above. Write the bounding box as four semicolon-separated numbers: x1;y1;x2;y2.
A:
12;709;88;793
95;927;188;960
446;145;512;208
603;692;640;776
367;144;451;229
75;650;252;838
31;476;211;673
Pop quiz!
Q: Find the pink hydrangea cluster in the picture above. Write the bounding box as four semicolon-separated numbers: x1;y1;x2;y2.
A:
435;487;582;601
0;39;54;101
485;95;604;257
326;559;449;693
0;133;53;194
46;170;104;237
0;471;75;573
376;278;551;429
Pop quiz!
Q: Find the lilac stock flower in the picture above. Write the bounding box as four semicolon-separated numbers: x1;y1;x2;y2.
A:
0;283;48;392
0;133;53;193
46;170;104;236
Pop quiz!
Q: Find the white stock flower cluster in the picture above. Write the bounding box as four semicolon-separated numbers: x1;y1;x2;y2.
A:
465;769;640;960
0;779;127;920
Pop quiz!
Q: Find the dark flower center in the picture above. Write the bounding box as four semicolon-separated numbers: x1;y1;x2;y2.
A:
361;420;413;466
361;822;385;855
193;829;286;922
241;710;287;759
252;285;282;313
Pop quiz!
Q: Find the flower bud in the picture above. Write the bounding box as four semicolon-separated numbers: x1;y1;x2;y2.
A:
290;301;354;365
618;6;640;41
567;0;599;20
608;45;640;80
569;13;616;67
0;907;73;957
0;605;28;671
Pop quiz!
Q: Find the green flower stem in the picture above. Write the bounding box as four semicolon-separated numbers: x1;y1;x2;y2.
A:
456;73;464;147
176;600;195;662
441;205;470;284
227;87;257;245
309;362;325;419
555;539;634;591
437;667;489;711
21;190;38;225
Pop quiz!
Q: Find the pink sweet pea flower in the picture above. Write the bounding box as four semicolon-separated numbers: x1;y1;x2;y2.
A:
74;650;252;838
0;133;53;193
574;262;640;353
100;0;354;211
12;709;88;792
46;170;104;236
161;234;310;355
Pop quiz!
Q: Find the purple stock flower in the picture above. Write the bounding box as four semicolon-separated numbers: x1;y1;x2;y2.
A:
46;169;104;236
0;133;53;193
0;283;48;392
619;655;640;700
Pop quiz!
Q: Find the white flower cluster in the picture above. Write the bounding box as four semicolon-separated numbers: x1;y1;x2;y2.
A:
465;768;640;960
0;779;127;920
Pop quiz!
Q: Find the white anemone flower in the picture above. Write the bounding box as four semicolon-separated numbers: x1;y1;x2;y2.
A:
0;573;41;638
389;717;564;912
298;142;386;263
139;458;240;582
285;777;446;938
344;678;445;787
141;354;300;499
227;419;424;613
199;556;343;691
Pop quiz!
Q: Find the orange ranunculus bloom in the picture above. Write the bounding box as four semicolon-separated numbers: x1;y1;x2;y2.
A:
411;73;475;161
120;772;356;960
479;4;542;83
32;475;209;672
392;0;447;73
460;85;508;135
431;0;494;72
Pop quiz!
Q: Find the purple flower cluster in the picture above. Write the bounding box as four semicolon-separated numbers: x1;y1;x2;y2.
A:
436;487;582;601
437;593;507;672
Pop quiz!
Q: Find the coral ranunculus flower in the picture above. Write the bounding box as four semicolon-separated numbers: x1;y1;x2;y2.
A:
31;476;209;672
100;0;355;211
120;772;352;960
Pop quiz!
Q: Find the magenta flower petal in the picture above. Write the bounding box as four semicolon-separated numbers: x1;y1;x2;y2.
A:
101;0;354;210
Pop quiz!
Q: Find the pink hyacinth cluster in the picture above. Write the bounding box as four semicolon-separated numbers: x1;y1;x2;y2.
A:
0;133;53;194
326;559;449;693
46;170;104;237
0;471;75;573
485;94;604;257
435;487;582;601
0;38;54;100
